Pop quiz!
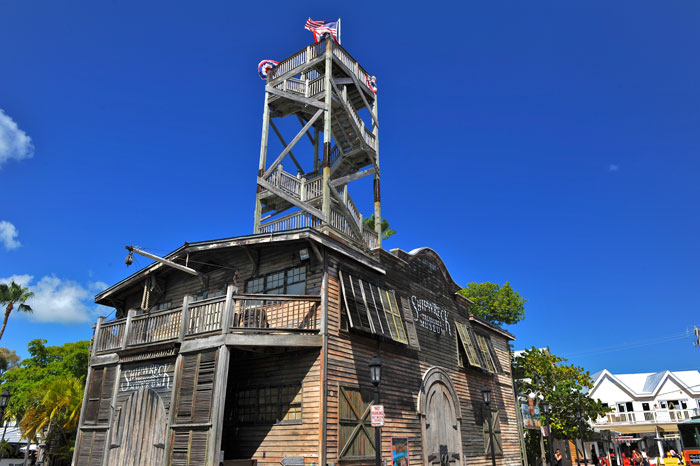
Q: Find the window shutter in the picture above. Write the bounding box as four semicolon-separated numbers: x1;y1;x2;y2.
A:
170;430;209;466
482;409;503;456
97;366;116;424
339;386;376;459
176;350;217;423
399;296;420;350
456;322;482;368
486;337;503;373
84;366;116;425
83;368;104;424
76;430;106;466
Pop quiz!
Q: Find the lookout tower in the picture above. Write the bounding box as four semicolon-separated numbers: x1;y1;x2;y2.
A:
253;37;381;250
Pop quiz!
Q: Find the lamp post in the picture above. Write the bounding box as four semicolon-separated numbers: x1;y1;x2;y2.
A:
577;406;588;465
369;355;382;466
482;385;497;466
0;389;11;460
542;401;555;466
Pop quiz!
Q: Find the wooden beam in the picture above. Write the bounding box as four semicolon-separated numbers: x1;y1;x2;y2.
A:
265;85;325;110
126;246;204;279
330;167;375;187
328;183;363;241
225;333;323;348
297;114;316;144
263;108;323;179
257;177;326;221
269;119;304;174
307;240;323;263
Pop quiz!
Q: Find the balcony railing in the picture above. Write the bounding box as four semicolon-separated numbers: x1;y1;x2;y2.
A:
594;408;700;426
92;292;321;354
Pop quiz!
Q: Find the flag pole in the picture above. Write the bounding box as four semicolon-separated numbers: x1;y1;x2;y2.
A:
337;17;341;44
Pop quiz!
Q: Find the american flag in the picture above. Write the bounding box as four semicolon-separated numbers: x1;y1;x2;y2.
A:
304;18;339;43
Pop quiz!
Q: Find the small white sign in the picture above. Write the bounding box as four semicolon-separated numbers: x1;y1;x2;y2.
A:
371;405;385;427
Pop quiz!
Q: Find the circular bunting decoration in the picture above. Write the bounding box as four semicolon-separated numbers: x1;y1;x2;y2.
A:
258;59;280;80
366;75;378;94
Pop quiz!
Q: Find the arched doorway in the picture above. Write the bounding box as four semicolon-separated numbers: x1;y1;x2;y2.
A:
108;388;167;466
419;367;464;466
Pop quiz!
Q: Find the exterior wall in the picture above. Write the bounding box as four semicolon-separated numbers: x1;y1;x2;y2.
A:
325;248;521;466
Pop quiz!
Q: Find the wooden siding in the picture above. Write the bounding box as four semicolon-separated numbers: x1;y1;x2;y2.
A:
221;349;321;466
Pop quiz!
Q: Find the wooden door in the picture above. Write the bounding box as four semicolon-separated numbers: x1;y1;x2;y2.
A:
424;381;461;465
109;388;167;466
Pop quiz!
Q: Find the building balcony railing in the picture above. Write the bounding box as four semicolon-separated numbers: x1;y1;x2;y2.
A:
92;292;321;355
593;408;700;427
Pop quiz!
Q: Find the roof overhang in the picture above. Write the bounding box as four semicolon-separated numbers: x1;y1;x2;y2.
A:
96;228;385;304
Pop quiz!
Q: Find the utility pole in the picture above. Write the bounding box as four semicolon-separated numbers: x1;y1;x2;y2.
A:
693;326;699;347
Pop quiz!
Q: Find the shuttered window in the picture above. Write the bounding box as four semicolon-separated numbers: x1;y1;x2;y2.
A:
483;408;503;456
339;270;409;345
75;430;107;466
83;365;116;425
338;386;376;459
245;266;306;295
456;322;482;369
175;350;217;424
170;430;208;466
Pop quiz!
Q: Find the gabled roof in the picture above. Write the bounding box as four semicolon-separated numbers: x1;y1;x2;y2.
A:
591;369;700;398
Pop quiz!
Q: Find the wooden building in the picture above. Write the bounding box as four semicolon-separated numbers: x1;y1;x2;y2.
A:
72;37;521;466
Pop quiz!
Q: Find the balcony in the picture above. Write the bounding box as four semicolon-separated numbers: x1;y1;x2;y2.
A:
92;293;321;355
593;408;700;427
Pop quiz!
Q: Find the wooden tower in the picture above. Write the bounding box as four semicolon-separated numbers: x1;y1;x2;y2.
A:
253;37;382;250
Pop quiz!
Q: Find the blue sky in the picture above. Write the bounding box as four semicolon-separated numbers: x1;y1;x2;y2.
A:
1;0;699;375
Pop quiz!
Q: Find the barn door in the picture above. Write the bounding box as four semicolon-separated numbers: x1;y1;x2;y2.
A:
109;388;167;466
420;368;463;466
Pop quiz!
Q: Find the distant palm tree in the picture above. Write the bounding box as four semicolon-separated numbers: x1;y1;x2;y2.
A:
0;281;34;341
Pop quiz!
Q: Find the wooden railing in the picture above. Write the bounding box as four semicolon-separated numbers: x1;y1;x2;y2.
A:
94;320;125;352
259;211;321;233
187;296;225;336
363;224;379;250
272;76;325;99
92;294;321;354
128;308;182;346
231;295;320;330
595;408;700;426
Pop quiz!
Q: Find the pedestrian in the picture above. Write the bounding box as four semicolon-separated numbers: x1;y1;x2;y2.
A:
593;446;601;466
641;449;649;466
555;449;564;466
633;450;643;466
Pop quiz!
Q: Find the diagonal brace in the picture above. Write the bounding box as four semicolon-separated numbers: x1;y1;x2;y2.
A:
264;108;323;179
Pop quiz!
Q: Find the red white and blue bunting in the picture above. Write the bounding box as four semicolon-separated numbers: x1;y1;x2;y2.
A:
258;59;279;80
366;75;377;94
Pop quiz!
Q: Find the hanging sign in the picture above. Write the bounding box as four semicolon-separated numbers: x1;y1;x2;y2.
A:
521;400;541;429
371;404;385;427
258;59;280;80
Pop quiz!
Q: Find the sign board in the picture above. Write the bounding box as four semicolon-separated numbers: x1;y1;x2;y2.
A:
687;453;700;466
392;437;409;466
520;402;541;429
371;405;385;427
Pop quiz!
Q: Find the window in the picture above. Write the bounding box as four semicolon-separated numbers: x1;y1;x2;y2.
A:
193;286;226;302
455;322;502;374
245;266;306;295
339;386;376;459
339;270;408;345
234;384;302;425
482;408;503;456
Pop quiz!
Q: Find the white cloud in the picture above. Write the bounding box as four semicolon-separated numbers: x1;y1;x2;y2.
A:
0;274;99;324
608;164;619;172
0;109;34;169
0;221;21;250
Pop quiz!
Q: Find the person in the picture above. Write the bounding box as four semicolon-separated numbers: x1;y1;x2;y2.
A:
555;449;563;466
593;446;601;466
633;450;643;466
641;449;649;466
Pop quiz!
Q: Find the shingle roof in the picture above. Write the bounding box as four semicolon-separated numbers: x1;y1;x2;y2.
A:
592;369;700;397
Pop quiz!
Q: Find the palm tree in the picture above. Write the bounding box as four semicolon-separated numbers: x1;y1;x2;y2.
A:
0;281;34;341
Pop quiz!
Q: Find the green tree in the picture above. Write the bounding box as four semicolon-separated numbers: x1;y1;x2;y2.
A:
1;339;90;462
512;347;609;441
0;281;34;341
458;281;526;326
0;347;20;374
363;214;396;240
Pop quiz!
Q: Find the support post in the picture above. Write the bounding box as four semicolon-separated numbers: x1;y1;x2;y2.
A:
122;310;136;350
372;95;381;249
254;90;271;233
321;38;333;224
179;295;191;342
313;127;320;173
221;284;235;335
207;346;230;466
92;316;105;356
374;387;381;466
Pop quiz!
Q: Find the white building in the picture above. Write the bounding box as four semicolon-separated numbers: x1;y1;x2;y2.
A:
587;369;700;457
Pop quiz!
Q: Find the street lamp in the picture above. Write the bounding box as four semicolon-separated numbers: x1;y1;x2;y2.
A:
0;389;11;460
577;406;588;465
542;401;555;466
369;355;382;466
482;385;497;466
